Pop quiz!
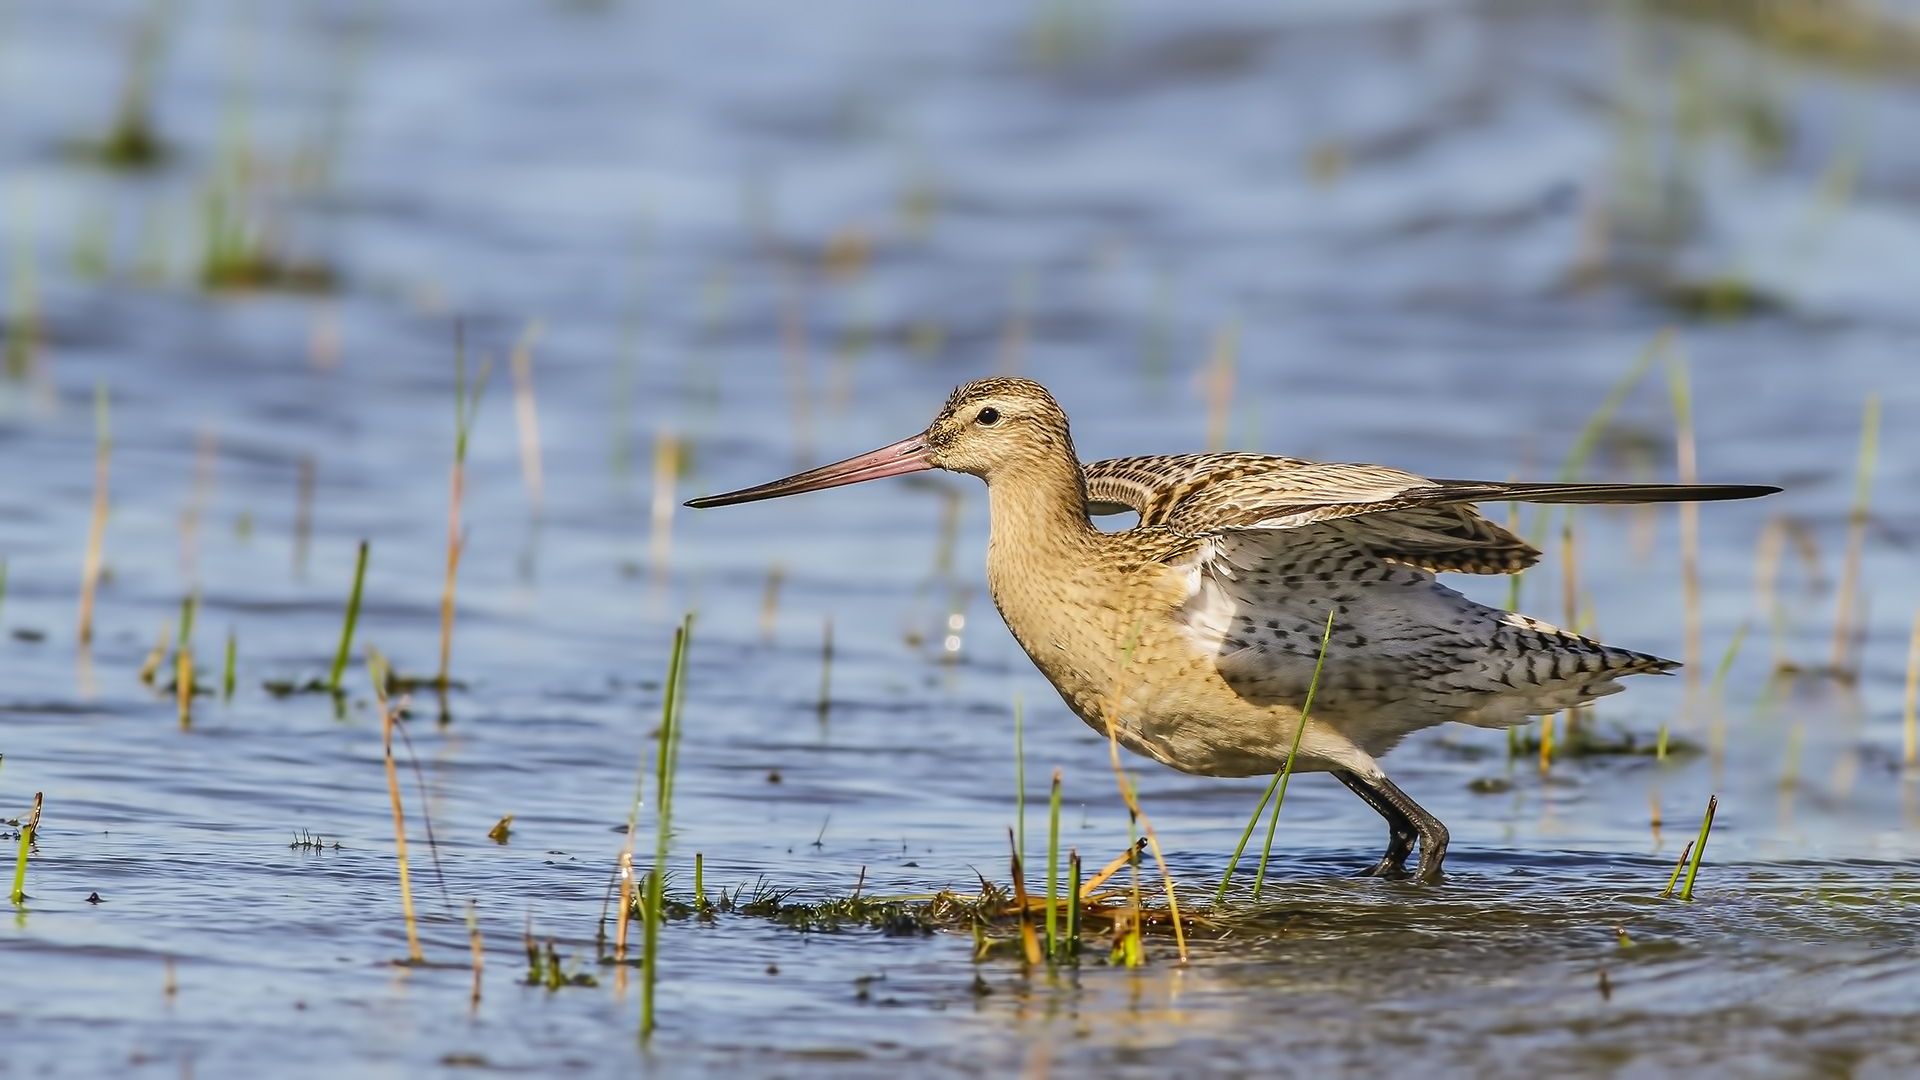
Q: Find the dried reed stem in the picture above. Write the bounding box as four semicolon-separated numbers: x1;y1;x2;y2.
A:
1100;621;1187;962
465;900;484;1008
369;647;422;963
1008;834;1043;966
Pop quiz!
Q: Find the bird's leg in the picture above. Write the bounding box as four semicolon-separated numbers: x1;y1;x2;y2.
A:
1333;771;1418;877
1334;770;1450;883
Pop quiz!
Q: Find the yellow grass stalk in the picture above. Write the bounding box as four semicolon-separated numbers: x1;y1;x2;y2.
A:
1100;621;1187;963
368;647;422;963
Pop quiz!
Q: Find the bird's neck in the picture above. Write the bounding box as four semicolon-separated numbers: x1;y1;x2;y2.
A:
983;450;1100;569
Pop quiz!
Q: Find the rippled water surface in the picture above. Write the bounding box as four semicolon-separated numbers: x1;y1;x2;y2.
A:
4;0;1920;1075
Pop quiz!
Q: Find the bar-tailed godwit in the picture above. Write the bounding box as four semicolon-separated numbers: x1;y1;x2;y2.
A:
689;378;1777;882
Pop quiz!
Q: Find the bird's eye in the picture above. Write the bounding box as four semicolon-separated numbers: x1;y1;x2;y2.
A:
976;407;1001;427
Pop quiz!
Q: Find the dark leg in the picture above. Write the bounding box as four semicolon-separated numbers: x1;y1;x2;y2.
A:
1334;770;1450;883
1333;771;1417;877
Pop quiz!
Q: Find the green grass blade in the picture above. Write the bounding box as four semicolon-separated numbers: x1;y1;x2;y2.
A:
1065;849;1081;960
1679;794;1717;901
642;613;693;1039
223;628;237;702
1218;609;1336;905
326;541;369;694
1251;610;1336;902
9;792;38;906
1660;841;1692;899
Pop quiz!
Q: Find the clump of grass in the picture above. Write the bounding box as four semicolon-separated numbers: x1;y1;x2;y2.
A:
1651;0;1920;72
71;0;178;170
77;382;112;647
721;878;955;936
1512;721;1698;761
367;647;422;964
288;831;341;852
198;186;336;293
524;923;598;990
10;791;42;906
1217;610;1334;905
1653;277;1785;319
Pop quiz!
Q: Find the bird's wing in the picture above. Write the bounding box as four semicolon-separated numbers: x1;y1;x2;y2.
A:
1083;453;1777;576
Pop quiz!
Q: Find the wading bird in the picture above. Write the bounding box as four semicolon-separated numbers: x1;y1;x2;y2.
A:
688;378;1776;882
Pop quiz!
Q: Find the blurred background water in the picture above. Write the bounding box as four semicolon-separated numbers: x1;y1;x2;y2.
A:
2;1;1919;1075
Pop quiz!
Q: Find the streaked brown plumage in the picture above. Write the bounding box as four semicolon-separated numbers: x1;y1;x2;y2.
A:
689;377;1778;882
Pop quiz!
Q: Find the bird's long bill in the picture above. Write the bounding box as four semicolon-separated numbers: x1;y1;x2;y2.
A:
685;433;934;509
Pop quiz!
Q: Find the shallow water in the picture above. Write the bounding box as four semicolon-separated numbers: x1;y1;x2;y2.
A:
4;0;1920;1075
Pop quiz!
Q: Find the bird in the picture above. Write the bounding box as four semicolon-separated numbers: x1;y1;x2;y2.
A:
687;377;1778;883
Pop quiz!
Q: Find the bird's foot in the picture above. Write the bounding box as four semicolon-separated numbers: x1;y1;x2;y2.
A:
1353;855;1411;880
